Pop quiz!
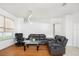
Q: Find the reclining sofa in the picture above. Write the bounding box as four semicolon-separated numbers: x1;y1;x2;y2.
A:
48;35;68;56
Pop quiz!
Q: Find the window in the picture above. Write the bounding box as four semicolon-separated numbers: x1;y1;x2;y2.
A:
5;17;14;32
3;32;13;40
0;15;4;32
0;33;3;41
0;15;14;41
0;28;4;32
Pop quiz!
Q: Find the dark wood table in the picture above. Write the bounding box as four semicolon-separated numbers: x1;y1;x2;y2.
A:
23;40;41;51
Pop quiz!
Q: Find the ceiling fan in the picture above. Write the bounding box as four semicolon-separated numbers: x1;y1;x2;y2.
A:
24;10;32;24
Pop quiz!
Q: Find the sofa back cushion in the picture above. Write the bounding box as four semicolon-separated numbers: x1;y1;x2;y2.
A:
28;34;46;40
39;34;46;40
15;33;24;41
55;35;68;47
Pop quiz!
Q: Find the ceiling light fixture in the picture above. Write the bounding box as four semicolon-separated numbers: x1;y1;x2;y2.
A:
24;10;32;24
28;14;32;24
62;3;66;6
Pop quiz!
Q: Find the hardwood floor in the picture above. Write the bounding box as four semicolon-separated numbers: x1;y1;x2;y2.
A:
0;45;50;56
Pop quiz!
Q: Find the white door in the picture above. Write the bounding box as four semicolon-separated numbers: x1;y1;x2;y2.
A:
54;24;62;35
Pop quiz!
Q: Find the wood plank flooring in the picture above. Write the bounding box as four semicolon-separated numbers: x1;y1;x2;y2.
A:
0;45;50;56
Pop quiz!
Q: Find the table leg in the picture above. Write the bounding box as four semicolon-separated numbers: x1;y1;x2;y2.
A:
27;44;29;48
37;45;39;51
24;45;26;51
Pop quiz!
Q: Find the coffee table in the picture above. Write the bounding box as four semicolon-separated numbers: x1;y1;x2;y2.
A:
23;40;41;51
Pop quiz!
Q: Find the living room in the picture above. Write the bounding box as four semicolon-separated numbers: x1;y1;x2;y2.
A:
0;3;79;56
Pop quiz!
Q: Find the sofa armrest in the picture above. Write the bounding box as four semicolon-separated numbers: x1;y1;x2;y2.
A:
48;39;56;44
50;43;62;47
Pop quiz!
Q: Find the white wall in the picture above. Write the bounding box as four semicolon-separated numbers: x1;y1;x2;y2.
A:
0;8;17;50
51;17;66;36
65;15;74;46
23;23;52;38
65;12;79;47
17;17;66;38
17;18;53;38
55;24;63;35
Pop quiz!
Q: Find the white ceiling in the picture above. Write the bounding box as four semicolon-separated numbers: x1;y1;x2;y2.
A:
0;3;79;21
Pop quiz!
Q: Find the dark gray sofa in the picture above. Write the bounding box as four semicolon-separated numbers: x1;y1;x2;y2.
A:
48;35;68;56
28;34;48;44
